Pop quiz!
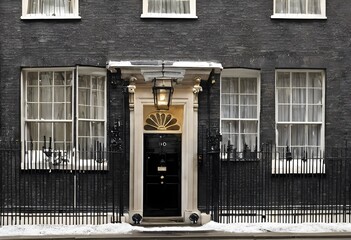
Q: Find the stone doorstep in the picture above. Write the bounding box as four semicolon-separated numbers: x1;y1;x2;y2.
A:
134;217;202;227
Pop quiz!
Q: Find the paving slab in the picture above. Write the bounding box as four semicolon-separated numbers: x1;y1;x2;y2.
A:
2;231;351;240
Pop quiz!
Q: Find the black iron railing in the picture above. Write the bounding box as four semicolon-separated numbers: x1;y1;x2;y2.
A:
0;140;127;226
200;141;351;223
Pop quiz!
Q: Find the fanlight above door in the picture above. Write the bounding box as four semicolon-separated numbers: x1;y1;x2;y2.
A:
144;112;181;131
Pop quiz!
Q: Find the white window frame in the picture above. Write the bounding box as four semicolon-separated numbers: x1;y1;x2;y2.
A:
21;0;81;20
274;69;325;174
141;0;197;19
220;68;261;156
271;0;327;19
21;67;107;170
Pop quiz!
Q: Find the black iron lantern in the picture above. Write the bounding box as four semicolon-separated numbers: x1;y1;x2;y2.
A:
152;78;174;110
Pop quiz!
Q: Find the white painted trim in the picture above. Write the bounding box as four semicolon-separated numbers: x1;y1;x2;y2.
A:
129;84;199;222
21;0;80;19
141;0;197;19
107;61;223;70
141;13;197;19
271;0;326;19
21;16;81;20
271;15;327;20
21;66;107;170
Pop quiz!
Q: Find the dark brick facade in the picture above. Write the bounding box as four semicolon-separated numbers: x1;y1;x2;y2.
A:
1;0;351;220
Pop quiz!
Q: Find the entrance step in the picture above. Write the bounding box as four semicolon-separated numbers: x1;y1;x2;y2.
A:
137;217;201;227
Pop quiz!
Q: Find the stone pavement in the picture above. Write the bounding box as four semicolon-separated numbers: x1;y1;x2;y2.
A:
2;231;351;240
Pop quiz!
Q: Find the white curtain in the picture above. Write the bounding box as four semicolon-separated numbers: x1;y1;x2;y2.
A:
148;0;191;14
78;75;105;149
277;71;323;158
26;71;73;151
308;0;321;14
221;77;258;151
290;0;306;13
276;0;288;13
27;0;73;16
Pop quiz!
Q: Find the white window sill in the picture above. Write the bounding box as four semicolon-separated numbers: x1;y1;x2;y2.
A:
140;13;198;19
21;15;81;20
271;14;327;20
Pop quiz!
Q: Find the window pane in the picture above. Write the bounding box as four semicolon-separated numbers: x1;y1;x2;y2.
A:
307;125;320;146
308;0;321;14
292;72;306;87
27;0;74;16
222;94;238;105
240;106;257;118
27;72;38;85
222;77;238;93
40;103;53;119
292;105;306;121
92;122;104;137
240;95;257;105
97;77;105;90
222;120;239;147
278;105;290;121
240;78;257;93
308;89;322;104
54;71;65;85
94;107;104;119
309;72;322;87
54;87;65;102
221;105;238;118
240;121;257;134
277;124;290;147
39;72;53;85
222;120;239;134
308;105;322;122
277;88;290;103
27;103;38;119
148;0;191;14
27;87;38;102
26;122;39;142
276;0;288;13
78;121;90;137
291;124;305;146
39;123;53;144
54;122;72;150
292;88;306;103
54;103;65;119
290;0;306;13
40;87;52;102
79;75;90;88
277;72;290;87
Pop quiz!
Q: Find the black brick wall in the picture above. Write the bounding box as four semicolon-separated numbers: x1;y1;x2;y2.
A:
1;0;351;213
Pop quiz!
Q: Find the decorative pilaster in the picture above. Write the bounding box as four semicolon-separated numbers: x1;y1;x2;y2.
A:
127;77;137;111
192;77;202;111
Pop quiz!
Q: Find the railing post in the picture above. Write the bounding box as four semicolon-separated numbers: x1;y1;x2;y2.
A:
207;131;221;222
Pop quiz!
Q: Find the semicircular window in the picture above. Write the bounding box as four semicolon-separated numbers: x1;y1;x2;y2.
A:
144;112;181;131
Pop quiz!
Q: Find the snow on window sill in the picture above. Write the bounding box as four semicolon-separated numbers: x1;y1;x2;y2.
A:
21;15;81;20
140;13;198;19
271;14;327;20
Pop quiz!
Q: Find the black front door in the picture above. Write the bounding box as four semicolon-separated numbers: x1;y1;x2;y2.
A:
143;134;181;217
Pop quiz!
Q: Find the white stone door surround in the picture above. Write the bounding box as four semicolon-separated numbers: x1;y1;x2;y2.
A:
106;60;222;223
128;84;200;223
